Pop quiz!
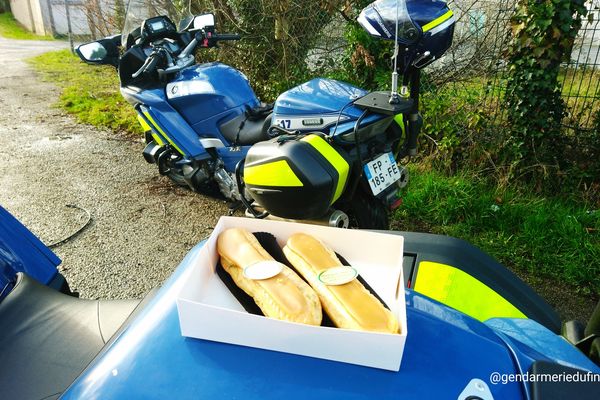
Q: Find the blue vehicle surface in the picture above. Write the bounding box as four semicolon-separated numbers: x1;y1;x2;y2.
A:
0;206;64;298
0;208;599;399
57;240;599;399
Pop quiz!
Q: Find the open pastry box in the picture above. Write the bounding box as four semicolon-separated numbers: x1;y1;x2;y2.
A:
176;216;408;371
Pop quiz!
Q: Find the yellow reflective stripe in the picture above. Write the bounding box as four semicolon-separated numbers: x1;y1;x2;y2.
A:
394;114;406;157
151;133;164;146
244;160;303;187
301;135;349;203
142;111;183;154
422;10;454;32
138;113;165;145
137;114;152;132
394;114;405;136
414;261;527;321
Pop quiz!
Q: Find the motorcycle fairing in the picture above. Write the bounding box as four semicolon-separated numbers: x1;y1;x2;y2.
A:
167;63;259;128
136;113;166;146
414;261;527;322
63;233;599;398
124;62;262;170
401;231;561;333
121;86;210;159
138;107;185;155
486;317;600;373
60;240;526;399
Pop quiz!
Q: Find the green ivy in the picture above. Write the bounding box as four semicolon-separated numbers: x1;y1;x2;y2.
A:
504;0;587;183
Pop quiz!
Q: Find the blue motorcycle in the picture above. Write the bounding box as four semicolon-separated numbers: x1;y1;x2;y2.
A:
75;0;456;229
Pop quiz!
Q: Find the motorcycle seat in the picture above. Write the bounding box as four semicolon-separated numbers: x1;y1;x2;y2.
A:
0;273;143;400
220;112;272;145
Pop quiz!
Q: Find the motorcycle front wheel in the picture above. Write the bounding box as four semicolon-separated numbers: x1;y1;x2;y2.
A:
167;170;188;187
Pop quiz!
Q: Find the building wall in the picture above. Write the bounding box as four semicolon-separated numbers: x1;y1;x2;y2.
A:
9;0;93;36
10;0;35;33
49;0;92;35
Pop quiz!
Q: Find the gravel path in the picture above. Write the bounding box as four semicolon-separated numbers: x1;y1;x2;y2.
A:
0;36;228;299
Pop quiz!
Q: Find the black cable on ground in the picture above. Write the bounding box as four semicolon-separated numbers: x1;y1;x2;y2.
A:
47;204;92;248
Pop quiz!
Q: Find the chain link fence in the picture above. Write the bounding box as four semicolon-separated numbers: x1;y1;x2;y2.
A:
30;0;600;132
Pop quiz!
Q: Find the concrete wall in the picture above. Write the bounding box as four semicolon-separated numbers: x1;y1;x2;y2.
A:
9;0;50;35
9;0;93;36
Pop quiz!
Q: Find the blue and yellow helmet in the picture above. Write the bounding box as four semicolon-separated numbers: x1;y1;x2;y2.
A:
358;0;455;68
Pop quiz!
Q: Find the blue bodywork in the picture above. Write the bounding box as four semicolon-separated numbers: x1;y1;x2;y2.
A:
121;63;259;172
274;78;367;116
58;241;599;399
169;63;259;131
0;206;60;298
122;62;391;173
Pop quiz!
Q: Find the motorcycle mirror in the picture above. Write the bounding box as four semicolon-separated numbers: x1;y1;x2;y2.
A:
193;13;215;30
178;16;194;32
75;35;120;67
77;42;108;62
181;13;216;33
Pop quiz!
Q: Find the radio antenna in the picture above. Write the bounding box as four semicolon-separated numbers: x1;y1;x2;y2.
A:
389;0;401;104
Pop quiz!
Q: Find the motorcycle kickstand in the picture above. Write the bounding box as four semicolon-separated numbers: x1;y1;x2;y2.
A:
227;200;243;216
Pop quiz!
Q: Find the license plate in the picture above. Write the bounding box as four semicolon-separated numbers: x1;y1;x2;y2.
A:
363;152;401;196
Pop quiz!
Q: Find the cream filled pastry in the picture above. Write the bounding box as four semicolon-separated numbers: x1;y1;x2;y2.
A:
216;228;322;325
283;232;399;333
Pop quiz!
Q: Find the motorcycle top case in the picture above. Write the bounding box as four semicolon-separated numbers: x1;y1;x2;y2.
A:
243;134;350;220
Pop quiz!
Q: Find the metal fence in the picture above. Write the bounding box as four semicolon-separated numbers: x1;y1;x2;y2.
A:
562;0;600;132
422;0;599;133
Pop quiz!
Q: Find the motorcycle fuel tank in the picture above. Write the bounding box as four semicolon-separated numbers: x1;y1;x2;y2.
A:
273;78;368;132
166;62;260;127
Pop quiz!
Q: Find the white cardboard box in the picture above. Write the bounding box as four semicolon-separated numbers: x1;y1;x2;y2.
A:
176;216;407;371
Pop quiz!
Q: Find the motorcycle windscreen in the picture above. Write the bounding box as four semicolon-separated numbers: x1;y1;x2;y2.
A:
358;0;421;45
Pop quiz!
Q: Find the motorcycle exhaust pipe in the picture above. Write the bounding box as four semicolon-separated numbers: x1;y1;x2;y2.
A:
245;208;350;229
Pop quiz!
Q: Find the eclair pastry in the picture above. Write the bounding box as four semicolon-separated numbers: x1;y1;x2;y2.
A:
217;228;322;325
283;233;399;333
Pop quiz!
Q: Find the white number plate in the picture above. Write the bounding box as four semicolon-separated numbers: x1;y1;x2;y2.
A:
363;152;401;196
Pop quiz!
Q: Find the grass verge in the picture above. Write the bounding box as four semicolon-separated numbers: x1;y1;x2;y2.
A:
392;166;600;296
0;13;54;40
28;49;142;134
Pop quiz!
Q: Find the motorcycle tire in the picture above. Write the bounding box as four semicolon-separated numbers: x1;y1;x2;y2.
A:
167;170;188;187
167;169;225;199
346;190;389;230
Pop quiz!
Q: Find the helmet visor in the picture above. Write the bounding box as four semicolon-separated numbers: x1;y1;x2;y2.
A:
358;0;421;45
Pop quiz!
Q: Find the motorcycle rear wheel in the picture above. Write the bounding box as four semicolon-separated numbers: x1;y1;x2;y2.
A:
346;190;389;230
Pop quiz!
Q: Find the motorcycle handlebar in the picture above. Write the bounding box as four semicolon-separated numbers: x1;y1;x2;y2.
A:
135;32;242;78
214;33;241;41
